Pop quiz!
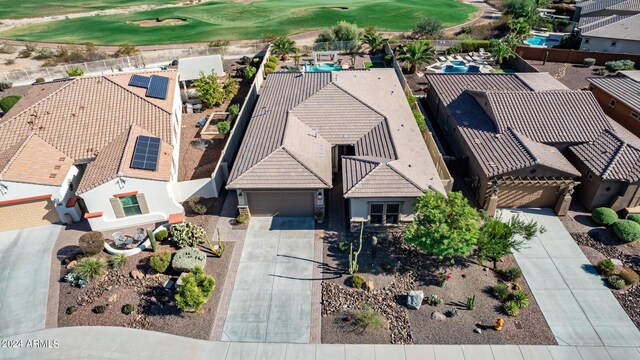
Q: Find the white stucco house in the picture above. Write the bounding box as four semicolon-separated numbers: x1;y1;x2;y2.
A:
0;70;187;231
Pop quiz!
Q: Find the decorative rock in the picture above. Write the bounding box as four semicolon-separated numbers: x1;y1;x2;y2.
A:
66;260;77;269
175;273;187;289
474;328;482;334
130;270;144;280
365;281;375;292
107;294;118;303
406;290;424;310
611;258;623;267
431;311;446;321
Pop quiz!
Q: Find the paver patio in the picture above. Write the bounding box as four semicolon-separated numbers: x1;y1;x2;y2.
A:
502;208;640;347
222;217;314;343
0;225;60;338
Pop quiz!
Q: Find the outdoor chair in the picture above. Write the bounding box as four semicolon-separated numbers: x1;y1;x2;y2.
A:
112;232;126;247
134;228;146;242
446;56;455;61
438;56;447;62
455;55;465;61
465;56;474;62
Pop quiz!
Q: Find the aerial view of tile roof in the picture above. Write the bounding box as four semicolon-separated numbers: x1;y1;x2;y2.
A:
577;0;640;15
579;13;640;39
0;70;177;188
425;73;635;180
228;70;446;197
588;71;640;112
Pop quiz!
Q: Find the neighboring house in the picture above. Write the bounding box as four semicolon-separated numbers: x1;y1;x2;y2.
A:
575;0;640;53
575;0;640;18
0;70;185;231
178;55;225;83
227;70;447;229
588;70;640;137
424;72;640;213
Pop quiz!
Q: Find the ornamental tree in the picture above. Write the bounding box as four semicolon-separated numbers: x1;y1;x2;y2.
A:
404;191;481;259
477;214;545;269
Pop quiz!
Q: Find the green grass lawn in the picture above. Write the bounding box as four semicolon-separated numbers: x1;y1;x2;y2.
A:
0;0;176;19
0;0;476;45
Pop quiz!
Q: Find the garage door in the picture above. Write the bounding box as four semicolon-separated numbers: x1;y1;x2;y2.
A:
247;191;314;217
0;198;59;231
498;185;560;208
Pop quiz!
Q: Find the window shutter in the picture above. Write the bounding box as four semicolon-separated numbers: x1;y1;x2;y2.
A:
136;193;150;214
110;198;125;219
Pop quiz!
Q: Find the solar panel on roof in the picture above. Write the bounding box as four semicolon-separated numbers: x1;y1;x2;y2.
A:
128;74;151;88
130;136;161;171
146;75;169;99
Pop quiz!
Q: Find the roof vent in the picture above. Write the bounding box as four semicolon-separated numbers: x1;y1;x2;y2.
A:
495;134;502;138
343;134;350;138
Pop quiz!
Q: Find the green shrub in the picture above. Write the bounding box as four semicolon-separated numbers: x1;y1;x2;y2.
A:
597;259;616;276
147;229;157;252
510;290;529;309
121;304;135;315
264;67;275;75
64;272;87;288
239;55;251;65
78;231;104;256
268;55;279;64
228;103;240;118
460;40;491;52
155;228;168;242
0;95;21;112
149;251;172;273
595;68;608;76
613;220;640;243
0;82;12;91
384;54;393;66
338;241;350;253
608;275;626;289
66;66;84;77
504;300;520;316
236;213;249;224
66;306;77;315
592;207;618;225
350;274;366;289
426;294;443;306
170;222;207;248
175;266;216;312
92;305;106;314
605;59;635;72
583;58;596;67
0;44;16;54
251;57;262;66
412;108;427;131
504;267;522;282
109;254;127;269
35;77;45;83
356;305;384;331
216;120;231;135
264;61;277;71
619;267;640;285
628;214;640;224
188;198;207;215
494;283;509;300
172;247;207;273
244;65;257;80
73;257;106;282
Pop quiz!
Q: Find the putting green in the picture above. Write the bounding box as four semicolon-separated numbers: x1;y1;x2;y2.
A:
0;0;476;45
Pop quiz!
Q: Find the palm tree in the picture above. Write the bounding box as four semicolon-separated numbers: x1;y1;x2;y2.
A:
272;36;297;61
362;30;387;54
490;39;516;65
397;40;435;73
508;18;531;39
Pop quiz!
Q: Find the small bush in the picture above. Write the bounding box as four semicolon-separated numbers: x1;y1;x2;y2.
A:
597;259;616;276
236;213;249;224
350;274;366;289
239;55;251;65
121;304;135;315
264;61;277;71
0;95;21;112
412;108;427;131
244;66;257;80
338;241;350;253
251;57;262;66
73;257;106;282
504;267;522;282
268;55;279;64
66;66;84;77
510;290;529;309
228;103;240;118
0;82;12;91
504;300;520;316
605;59;635;72
64;272;87;288
264;67;275;75
216;120;231;135
494;283;510;300
175;266;216;312
608;275;626;289
466;295;476;310
65;306;77;315
155;228;168;242
109;254;127;269
426;294;443;306
592;207;618;225
92;305;106;314
150;251;172;273
35;77;45;83
460;40;491;52
170;222;207;248
0;44;16;54
188;199;207;215
619;267;640;285
628;214;640;224
595;68;608;76
78;231;104;256
357;305;384;331
172;247;207;273
614;220;640;243
583;58;596;67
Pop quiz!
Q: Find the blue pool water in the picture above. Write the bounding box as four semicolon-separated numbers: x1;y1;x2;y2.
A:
443;63;481;73
305;63;343;72
526;35;548;46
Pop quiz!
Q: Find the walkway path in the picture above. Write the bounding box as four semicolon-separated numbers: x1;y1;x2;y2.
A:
503;208;640;347
0;225;60;338
2;327;640;360
222;217;315;343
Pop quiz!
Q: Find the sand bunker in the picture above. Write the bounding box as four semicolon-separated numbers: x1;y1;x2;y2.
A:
325;7;349;10
127;18;187;27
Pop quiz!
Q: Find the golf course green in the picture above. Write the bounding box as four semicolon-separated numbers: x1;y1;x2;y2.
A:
0;0;476;45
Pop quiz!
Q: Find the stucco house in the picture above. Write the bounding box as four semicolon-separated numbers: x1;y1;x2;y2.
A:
588;70;640;137
575;0;640;53
424;72;640;213
227;70;447;229
0;70;185;231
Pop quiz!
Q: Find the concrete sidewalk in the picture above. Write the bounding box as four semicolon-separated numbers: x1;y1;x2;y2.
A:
2;327;640;360
503;208;640;347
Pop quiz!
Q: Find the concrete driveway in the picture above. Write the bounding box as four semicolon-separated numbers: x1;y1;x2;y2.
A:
222;217;314;343
0;225;61;337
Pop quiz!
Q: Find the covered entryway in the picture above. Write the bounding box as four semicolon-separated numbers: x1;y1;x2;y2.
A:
0;196;59;232
246;191;314;217
497;185;560;208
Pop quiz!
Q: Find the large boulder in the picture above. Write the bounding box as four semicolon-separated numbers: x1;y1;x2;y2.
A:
406;290;424;310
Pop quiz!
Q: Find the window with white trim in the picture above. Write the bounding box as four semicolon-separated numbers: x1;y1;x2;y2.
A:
369;203;401;225
631;112;639;120
609;99;617;108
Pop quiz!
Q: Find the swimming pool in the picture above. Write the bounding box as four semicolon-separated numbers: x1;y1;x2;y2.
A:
442;63;481;73
305;63;343;72
526;35;548;46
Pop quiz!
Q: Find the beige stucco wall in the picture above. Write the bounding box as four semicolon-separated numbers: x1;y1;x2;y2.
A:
349;197;417;223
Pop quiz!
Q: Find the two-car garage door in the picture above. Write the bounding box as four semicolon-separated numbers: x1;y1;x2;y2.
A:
497;185;560;208
246;191;314;217
0;198;59;232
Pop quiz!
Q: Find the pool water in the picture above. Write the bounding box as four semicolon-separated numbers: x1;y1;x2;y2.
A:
443;63;481;73
305;63;343;72
526;35;548;46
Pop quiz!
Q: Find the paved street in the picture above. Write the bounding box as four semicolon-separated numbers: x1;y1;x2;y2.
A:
0;225;60;338
503;208;640;347
222;217;315;343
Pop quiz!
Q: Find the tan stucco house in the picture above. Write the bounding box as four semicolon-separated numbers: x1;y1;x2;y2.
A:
588;71;640;138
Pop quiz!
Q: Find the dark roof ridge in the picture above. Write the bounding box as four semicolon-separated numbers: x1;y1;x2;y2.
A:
602;142;628;178
507;128;538;164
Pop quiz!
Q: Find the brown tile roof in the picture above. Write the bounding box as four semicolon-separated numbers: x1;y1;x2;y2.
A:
0;70;177;187
342;157;424;198
588;71;640;112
